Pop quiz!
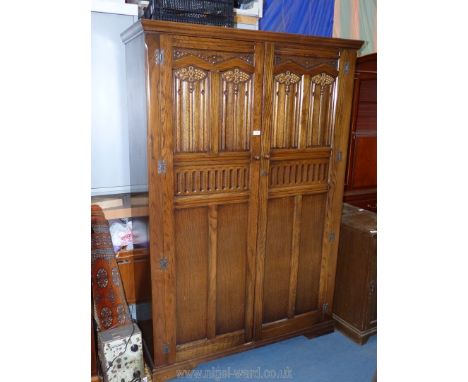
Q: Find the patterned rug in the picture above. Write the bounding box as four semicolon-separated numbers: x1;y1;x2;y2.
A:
91;204;131;330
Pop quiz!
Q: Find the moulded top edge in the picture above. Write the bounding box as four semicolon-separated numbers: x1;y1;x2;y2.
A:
121;20;364;50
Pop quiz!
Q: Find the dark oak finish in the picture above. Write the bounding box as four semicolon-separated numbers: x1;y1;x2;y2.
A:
116;249;152;305
122;20;362;381
333;203;377;344
344;53;377;212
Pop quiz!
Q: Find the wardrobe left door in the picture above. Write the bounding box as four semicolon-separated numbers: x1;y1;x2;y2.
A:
150;33;265;367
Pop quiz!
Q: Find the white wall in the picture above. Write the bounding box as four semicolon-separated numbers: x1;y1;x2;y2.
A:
91;3;138;196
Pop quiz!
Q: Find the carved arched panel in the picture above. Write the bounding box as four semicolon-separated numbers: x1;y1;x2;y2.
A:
220;68;253;151
272;71;303;149
306;73;336;147
173;66;210;153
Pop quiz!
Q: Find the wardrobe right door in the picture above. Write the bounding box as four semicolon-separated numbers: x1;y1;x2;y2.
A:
254;42;355;341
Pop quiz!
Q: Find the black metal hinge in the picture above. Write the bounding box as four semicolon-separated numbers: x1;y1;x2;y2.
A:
157;160;167;174
336;150;343;162
344;61;350;74
159;257;168;270
154;49;164;65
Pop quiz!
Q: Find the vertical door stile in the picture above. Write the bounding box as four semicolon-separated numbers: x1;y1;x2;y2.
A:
317;49;357;315
244;41;265;342
153;34;177;366
146;33;165;369
206;65;216;343
253;42;274;340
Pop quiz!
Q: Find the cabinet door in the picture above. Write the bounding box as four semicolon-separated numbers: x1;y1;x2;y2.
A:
152;34;264;366
346;71;377;192
254;43;356;340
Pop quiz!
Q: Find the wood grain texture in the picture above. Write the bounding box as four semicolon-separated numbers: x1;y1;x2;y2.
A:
287;195;302;318
317;49;358;315
117;251;152;305
176;330;245;363
244;41;265;342
253;42;275;339
216;204;249;335
173;69;209;153
122;20;363;50
175;207;209;344
152;319;334;382
157;34;178;365
333;203;377;344
122;22;362;370
295;194;327;314
220;71;253;151
140;32;176;367
261;311;322;340
268;159;329;188
348;136;377;188
174;164;249;195
262;197;294;323
207;205;218;339
271;73;302;148
344;53;377;212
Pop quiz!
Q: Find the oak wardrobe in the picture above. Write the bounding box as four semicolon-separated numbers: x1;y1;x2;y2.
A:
122;20;362;380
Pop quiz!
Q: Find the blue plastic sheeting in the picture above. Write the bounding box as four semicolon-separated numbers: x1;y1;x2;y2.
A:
259;0;335;37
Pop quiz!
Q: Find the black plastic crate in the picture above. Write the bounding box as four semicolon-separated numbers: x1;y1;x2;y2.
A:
144;0;234;27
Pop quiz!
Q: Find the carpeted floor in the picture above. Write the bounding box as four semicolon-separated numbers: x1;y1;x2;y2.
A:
173;331;377;381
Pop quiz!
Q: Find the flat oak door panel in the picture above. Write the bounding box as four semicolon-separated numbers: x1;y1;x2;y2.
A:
255;44;340;340
262;197;294;323
158;34;264;363
295;193;327;314
216;203;249;335
175;207;209;344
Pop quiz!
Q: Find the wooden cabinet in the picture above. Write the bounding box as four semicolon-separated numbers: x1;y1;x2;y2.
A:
333;203;377;344
122;20;362;380
344;53;377;212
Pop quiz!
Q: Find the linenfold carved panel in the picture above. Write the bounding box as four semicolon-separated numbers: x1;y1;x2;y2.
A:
174;66;209;153
272;71;302;148
271;66;337;149
306;78;336;147
269;160;329;188
175;166;249;195
220;69;253;151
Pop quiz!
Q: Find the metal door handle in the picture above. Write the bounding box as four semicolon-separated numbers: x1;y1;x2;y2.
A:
263;154;270;159
253;155;260;160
